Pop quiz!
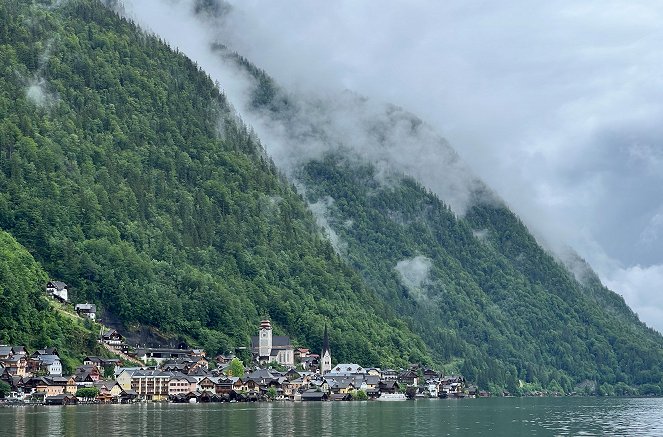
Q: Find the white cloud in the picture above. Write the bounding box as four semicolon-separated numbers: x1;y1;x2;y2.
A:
120;0;663;332
603;264;663;333
395;256;433;302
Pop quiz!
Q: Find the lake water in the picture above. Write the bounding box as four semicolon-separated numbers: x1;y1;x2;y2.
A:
1;397;662;436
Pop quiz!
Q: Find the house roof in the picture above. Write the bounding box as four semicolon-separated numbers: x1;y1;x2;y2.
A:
250;335;292;349
38;355;61;365
0;346;12;356
301;390;326;399
75;303;96;312
247;369;277;380
94;381;119;390
327;364;366;375
47;281;67;290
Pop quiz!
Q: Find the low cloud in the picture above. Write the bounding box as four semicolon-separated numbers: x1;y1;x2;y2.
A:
307;196;346;255
119;0;663;332
395;255;433;301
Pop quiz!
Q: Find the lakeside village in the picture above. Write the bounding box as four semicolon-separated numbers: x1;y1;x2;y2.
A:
0;282;475;406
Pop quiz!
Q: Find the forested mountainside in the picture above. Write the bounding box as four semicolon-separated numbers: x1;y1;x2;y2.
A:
0;230;100;373
4;0;663;395
298;157;663;394
218;47;663;394
0;0;430;368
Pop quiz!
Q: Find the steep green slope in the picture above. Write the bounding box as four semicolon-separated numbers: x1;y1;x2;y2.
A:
0;0;430;367
210;35;663;394
298;155;663;394
0;230;100;372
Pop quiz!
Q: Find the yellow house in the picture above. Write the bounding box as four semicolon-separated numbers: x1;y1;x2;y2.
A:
116;369;140;391
37;382;65;398
66;376;77;395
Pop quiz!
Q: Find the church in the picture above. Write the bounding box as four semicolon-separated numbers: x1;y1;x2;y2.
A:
250;320;295;367
321;325;332;374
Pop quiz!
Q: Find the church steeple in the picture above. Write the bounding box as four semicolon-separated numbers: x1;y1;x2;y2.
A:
321;324;332;374
322;324;330;355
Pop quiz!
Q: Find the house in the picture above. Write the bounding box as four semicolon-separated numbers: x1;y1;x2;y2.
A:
66;376;77;395
382;369;398;381
75;303;96;320
169;374;198;396
329;379;356;395
378;380;401;394
326;363;366;377
131;370;171;401
115;367;143;390
294;348;310;362
83;356;120;374
214;377;234;395
134;347;192;364
398;370;418;387
0;346;13;360
31;354;62;376
2;355;28;377
34;377;66;398
301;390;328;401
250;320;295;367
215;354;235;365
45;393;78;405
46;281;68;302
94;381;123;403
101;330;125;350
74;365;101;385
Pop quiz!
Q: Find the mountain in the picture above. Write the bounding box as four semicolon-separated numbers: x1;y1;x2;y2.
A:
0;0;429;368
3;0;663;395
213;42;663;395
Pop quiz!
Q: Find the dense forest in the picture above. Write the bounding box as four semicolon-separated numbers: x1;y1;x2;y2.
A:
3;0;663;395
0;0;430;368
297;155;663;395
219;43;663;394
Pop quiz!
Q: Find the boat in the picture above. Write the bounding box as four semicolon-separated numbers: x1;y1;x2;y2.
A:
378;393;407;401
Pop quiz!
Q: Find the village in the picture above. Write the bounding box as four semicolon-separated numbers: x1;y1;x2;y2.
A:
0;282;475;406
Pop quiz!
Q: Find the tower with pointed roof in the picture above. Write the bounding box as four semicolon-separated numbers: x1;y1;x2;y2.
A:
321;324;332;374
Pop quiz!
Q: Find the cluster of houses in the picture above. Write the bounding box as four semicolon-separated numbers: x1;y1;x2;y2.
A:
0;319;474;405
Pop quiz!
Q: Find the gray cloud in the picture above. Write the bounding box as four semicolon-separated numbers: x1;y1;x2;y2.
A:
120;0;663;332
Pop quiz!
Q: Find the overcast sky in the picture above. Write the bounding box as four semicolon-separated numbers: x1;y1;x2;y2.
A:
122;0;663;332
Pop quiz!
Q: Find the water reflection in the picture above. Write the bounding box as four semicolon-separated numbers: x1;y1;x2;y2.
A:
2;397;663;436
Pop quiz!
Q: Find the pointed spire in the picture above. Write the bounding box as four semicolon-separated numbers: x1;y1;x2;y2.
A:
322;324;330;354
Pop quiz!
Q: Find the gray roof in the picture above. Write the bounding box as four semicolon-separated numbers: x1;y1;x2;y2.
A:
250;335;292;349
327;363;366;375
75;303;96;312
247;369;277;380
0;346;12;356
38;355;61;365
47;281;67;290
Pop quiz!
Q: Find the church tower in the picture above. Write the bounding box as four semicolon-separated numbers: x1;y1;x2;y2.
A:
321;324;332;374
259;319;273;358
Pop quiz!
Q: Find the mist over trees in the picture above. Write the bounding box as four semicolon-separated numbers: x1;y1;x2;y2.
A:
3;0;663;395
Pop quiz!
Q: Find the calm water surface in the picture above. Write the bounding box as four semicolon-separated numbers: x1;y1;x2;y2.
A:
1;397;663;436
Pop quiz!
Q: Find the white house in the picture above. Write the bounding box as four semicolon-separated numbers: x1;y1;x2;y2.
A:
75;303;96;321
46;281;68;302
37;355;62;376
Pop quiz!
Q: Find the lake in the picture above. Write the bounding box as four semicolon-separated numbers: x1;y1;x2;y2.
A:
1;397;662;436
